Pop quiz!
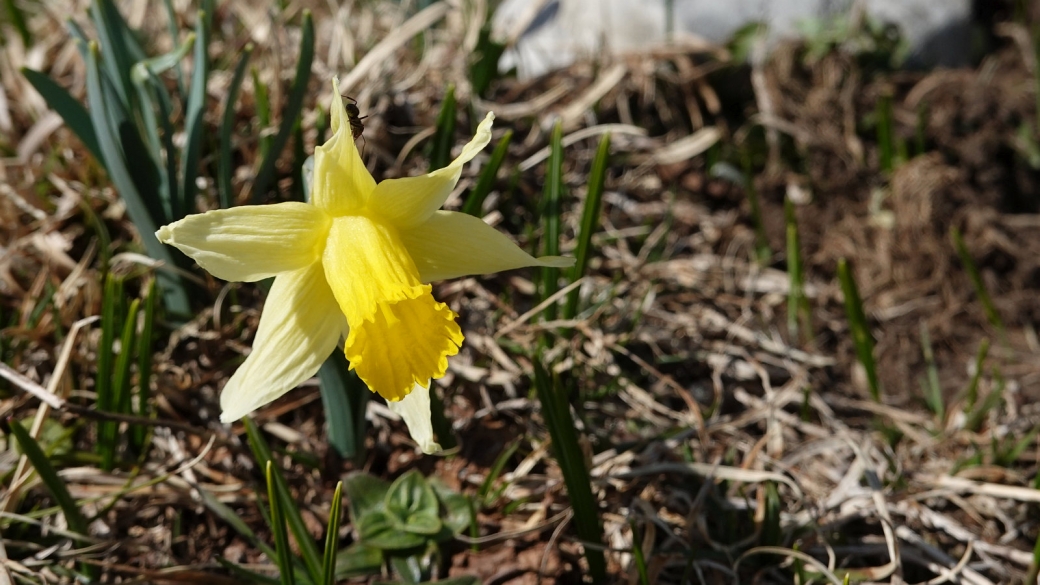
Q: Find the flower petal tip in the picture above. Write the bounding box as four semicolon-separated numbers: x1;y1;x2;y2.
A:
155;225;172;243
386;382;443;454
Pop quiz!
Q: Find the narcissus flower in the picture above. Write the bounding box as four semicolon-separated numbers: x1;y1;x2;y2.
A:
157;78;571;453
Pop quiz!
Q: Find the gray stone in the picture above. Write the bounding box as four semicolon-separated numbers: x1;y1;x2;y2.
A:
493;0;972;79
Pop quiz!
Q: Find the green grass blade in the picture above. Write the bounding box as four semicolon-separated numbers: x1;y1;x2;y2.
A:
564;132;609;320
837;258;880;401
2;0;31;46
317;351;368;463
160;0;186;96
428;385;456;450
785;197;810;340
291;118;307;202
216;558;281;585
130;69;172;218
477;440;520;503
132;33;195;79
531;361;606;581
461;129;512;217
66;19;89;59
966;368;1004;432
919;322;943;421
428;84;457;171
244;417;324;584
1027;524;1040;585
963;338;989;412
95;273;120;468
89;0;134;107
876;92;895;173
469;22;506;98
540;121;564;320
20;68;105;165
219;44;254;208
630;519;650;585
86;42;191;316
131;41;189;219
198;487;277;559
322;482;343;585
738;151;771;263
252;67;272;163
177;10;210;220
7;421;90;537
132;278;156;451
950;226;1005;337
100;298;139;470
266;461;296;585
251;10;314;203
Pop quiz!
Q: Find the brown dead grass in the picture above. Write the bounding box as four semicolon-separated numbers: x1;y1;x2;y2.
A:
1;0;1040;583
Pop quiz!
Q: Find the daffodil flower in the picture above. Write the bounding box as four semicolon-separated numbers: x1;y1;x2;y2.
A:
156;78;572;453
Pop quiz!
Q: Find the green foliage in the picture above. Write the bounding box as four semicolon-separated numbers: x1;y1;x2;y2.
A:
711;158;771;263
95;274;157;470
539;121;565;320
531;361;606;581
950;226;1006;339
837;258;880;401
317;351;369;463
469;21;507;97
244;418;324;583
428;84;457;172
564;133;610;320
1;0;32;47
251;10;314;202
218;46;253;208
919;322;943;421
7;420;96;579
462;129;513;217
342;470;473;582
785;197;811;340
798;13;909;68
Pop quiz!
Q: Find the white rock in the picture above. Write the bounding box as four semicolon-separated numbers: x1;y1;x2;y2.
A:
493;0;972;79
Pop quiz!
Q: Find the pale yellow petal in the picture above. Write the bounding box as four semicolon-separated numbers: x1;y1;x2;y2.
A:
219;262;345;422
400;210;574;283
312;78;375;215
156;203;330;282
386;381;442;454
322;215;463;401
370;112;495;229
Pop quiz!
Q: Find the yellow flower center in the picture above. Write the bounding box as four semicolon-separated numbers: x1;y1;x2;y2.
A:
322;214;463;401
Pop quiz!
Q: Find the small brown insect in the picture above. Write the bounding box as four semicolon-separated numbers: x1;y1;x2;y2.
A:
343;95;367;142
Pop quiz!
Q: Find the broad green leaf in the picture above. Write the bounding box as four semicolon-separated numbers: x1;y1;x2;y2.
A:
7;421;90;537
385;470;439;521
428;84;456;171
130;33;195;83
251;10;313;202
334;543;383;579
461;129;512;217
429;478;472;536
178;9;209;220
357;509;425;550
21;68;105;164
564;132;609;319
539;121;564;320
318;351;368;463
244;418;323;584
219;44;253;208
322;482;343;585
343;472;390;522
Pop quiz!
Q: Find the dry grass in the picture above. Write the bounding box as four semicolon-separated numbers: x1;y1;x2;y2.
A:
1;0;1039;583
